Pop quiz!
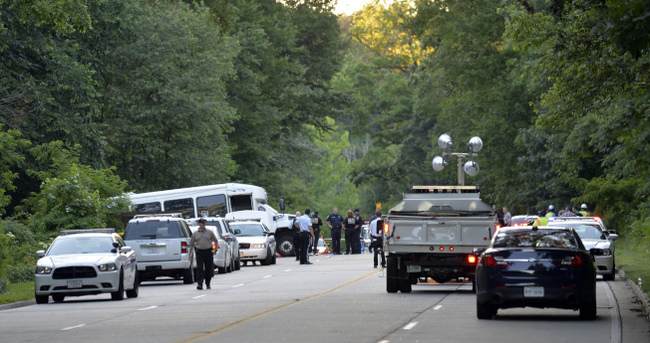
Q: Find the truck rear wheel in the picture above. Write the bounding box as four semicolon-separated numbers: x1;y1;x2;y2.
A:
399;260;412;293
387;255;398;293
276;235;294;257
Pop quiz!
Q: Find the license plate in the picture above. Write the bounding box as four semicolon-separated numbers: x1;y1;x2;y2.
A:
524;286;544;297
148;247;160;254
67;280;82;289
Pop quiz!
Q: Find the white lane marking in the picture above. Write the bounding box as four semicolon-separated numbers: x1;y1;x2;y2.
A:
193;295;207;299
138;306;158;311
264;275;272;279
434;305;442;310
233;283;244;288
603;282;622;343
285;269;292;272
61;324;85;331
378;341;389;343
403;322;418;330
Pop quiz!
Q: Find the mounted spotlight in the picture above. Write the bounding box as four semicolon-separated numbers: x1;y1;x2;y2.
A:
463;161;480;176
437;134;453;150
432;156;447;171
467;136;483;153
433;134;483;185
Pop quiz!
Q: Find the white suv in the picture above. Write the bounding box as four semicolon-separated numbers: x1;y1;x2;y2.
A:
123;214;194;284
187;217;241;271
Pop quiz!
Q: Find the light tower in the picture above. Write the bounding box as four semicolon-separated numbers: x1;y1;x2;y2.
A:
432;134;483;185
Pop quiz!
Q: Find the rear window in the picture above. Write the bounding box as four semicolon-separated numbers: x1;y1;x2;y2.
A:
492;229;579;249
124;221;183;240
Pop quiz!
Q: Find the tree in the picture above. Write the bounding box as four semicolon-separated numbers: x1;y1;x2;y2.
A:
0;125;30;215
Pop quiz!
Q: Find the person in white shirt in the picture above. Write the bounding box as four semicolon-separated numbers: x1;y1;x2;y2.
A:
502;207;512;226
297;209;315;265
369;212;385;268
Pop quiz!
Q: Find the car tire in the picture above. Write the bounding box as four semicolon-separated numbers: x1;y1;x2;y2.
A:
111;271;125;301
477;300;495;319
52;294;65;303
276;236;294;257
580;291;597;320
398;260;412;293
183;267;194;284
387;255;398;293
271;251;277;265
235;257;241;270
35;294;48;304
261;248;273;265
126;273;139;298
603;271;615;281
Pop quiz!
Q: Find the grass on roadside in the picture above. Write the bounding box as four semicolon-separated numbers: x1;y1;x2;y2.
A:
0;282;34;305
616;238;650;298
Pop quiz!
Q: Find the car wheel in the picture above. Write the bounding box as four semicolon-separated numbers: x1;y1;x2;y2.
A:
183;267;194;284
35;294;48;304
111;271;125;300
398;260;412;293
227;258;234;273
276;236;294;257
235;257;241;270
271;251;277;265
52;294;65;303
261;248;273;265
477;300;495;319
603;271;615;281
580;300;597;320
126;273;139;298
387;255;398;293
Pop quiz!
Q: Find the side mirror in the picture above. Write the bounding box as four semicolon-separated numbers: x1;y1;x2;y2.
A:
279;199;285;212
121;246;133;253
608;233;618;241
36;250;45;258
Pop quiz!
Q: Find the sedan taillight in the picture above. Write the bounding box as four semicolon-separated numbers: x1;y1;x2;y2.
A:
560;255;583;266
484;255;509;267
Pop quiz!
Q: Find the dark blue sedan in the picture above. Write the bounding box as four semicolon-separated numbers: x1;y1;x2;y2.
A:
475;226;597;320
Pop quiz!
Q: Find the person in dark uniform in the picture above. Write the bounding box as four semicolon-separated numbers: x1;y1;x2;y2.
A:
326;207;344;255
189;218;218;289
353;208;362;254
344;210;357;254
311;211;323;255
369;211;385;268
291;212;301;261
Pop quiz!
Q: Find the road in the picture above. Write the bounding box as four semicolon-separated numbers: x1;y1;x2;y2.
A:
1;253;648;343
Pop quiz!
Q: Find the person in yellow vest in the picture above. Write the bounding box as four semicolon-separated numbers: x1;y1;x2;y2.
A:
579;203;590;217
539;205;555;226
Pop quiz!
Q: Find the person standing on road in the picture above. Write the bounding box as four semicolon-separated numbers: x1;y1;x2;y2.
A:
344;210;357;255
502;207;512;226
189;218;218;290
367;209;380;253
369;211;385;268
311;211;323;255
354;208;362;254
326;207;344;255
493;205;504;227
292;212;301;261
297;209;315;265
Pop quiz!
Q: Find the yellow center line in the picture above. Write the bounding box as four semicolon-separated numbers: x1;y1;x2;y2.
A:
172;269;381;343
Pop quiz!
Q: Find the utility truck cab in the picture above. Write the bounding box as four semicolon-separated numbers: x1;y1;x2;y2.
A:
225;204;296;257
385;185;494;293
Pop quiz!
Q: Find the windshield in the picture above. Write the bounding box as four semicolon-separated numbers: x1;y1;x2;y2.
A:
48;236;115;255
233;224;265;236
492;229;579;249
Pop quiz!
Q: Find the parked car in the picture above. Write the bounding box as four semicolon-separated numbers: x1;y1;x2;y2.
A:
548;220;617;280
230;221;277;266
187;217;240;271
188;225;232;274
475;226;597;320
123;213;194;284
549;216;616;235
34;229;138;304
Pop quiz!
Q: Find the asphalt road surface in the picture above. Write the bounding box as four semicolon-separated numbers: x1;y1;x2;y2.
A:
1;253;649;343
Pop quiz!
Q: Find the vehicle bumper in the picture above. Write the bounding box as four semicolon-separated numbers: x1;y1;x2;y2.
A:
594;255;614;275
137;260;190;271
35;270;120;296
240;248;267;260
477;285;592;310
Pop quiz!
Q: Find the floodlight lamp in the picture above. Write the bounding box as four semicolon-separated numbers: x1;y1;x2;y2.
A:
432;156;447;172
437;134;453;150
463;161;480;176
467;136;483;153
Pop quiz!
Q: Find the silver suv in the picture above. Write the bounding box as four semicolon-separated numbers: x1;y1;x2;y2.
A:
123;213;194;284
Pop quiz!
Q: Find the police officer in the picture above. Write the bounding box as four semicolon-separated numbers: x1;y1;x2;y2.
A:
367;209;380;253
580;204;590;217
297;209;315;265
344;210;357;254
353;208;362;254
189;218;218;290
311;211;323;255
369;211;385;268
292;212;301;261
326;207;344;255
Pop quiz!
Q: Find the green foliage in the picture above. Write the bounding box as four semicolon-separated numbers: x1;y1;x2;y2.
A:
0;126;30;215
0;220;47;291
20;141;131;232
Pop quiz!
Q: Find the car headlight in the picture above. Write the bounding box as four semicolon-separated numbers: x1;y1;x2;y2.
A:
601;249;612;256
98;263;118;272
35;266;52;274
591;249;612;256
250;243;267;249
